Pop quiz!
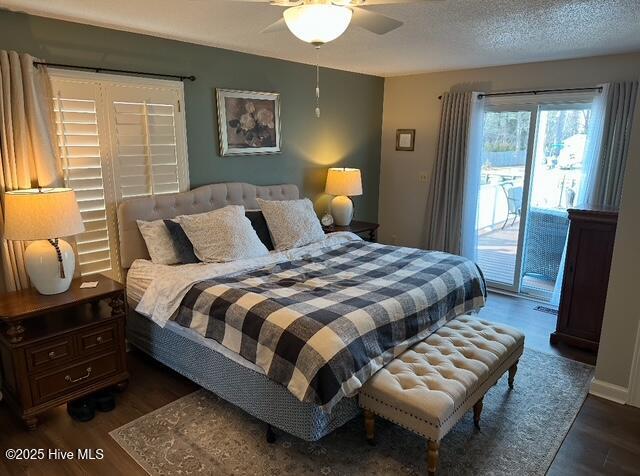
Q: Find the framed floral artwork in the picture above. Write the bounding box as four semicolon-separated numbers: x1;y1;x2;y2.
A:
216;89;281;156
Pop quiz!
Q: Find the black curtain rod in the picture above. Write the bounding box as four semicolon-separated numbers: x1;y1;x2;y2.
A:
33;61;196;82
437;86;602;100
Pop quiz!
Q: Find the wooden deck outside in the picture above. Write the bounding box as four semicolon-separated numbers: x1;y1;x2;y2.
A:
477;221;556;295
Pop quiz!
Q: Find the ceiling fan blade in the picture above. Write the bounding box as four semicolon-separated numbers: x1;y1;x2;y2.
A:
270;0;303;5
229;0;299;4
261;17;288;34
350;7;403;35
346;0;443;5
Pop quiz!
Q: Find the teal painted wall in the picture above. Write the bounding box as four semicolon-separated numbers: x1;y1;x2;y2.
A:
0;9;383;221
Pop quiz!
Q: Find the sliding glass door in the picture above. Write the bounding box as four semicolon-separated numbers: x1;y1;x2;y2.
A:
476;107;535;292
475;97;593;300
520;105;591;298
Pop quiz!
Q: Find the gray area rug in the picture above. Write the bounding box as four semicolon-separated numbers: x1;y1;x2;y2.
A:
110;348;593;475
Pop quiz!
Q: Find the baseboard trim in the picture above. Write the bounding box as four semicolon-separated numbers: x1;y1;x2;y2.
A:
589;378;629;404
628;320;640;408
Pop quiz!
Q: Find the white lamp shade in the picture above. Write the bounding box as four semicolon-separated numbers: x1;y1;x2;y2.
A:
4;188;85;241
283;4;353;45
325;168;363;196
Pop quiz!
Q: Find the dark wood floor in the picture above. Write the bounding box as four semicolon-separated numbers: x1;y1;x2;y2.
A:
0;292;638;475
478;291;598;365
549;396;640;476
0;350;199;476
479;293;640;475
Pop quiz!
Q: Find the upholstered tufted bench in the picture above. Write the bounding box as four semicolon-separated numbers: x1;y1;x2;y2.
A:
359;314;524;476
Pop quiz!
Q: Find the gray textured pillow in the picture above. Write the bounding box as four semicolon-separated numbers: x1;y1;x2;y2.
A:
177;205;269;263
257;198;326;251
136;219;181;265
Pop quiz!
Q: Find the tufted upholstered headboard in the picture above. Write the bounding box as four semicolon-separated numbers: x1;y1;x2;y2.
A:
117;182;299;269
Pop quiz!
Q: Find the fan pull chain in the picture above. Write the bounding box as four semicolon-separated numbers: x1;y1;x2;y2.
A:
315;46;321;118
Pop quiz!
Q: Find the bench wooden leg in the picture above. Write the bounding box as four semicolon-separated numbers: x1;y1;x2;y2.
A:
23;415;38;431
508;360;519;389
473;396;484;429
364;409;375;445
427;440;439;476
266;424;277;443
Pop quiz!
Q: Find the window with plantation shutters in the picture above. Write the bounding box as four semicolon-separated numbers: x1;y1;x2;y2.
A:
53;81;114;277
112;101;181;198
49;70;189;280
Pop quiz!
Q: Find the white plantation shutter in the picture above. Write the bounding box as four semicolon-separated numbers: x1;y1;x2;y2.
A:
52;79;115;277
106;83;187;201
49;71;189;280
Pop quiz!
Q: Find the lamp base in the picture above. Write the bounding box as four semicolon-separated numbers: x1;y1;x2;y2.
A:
331;195;353;226
25;239;75;295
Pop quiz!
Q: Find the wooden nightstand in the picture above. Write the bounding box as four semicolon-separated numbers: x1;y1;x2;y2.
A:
323;220;380;242
0;276;128;430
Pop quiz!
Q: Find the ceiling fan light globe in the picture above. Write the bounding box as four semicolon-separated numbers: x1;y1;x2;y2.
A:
283;4;353;44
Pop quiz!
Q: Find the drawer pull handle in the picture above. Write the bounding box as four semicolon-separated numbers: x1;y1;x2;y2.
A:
48;351;56;359
65;367;92;383
96;336;103;344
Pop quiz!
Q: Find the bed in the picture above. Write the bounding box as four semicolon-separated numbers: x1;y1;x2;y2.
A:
118;182;486;441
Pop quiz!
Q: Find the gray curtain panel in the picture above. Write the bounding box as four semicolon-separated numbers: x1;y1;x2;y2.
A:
590;80;639;208
424;91;473;254
0;51;62;292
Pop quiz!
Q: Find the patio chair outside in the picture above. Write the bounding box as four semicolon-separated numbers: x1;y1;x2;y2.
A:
502;184;523;229
522;208;569;283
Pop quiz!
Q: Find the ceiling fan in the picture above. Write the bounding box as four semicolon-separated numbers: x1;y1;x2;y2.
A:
234;0;443;45
230;0;441;117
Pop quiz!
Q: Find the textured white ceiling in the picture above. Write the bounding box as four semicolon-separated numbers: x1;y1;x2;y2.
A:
1;0;639;77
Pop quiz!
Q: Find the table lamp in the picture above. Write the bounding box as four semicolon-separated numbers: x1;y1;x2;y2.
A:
325;167;362;226
4;188;85;295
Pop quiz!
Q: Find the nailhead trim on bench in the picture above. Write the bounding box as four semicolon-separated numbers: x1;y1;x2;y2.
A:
360;343;523;432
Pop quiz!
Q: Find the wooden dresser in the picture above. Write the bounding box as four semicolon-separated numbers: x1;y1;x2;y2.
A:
551;208;618;351
0;277;128;429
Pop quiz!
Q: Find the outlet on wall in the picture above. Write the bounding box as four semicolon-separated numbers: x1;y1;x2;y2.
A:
418;171;428;184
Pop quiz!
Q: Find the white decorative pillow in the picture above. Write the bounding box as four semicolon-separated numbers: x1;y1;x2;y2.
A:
257;198;325;251
177;205;269;263
137;219;181;265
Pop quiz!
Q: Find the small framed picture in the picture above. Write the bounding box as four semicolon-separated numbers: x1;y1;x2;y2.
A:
396;129;415;151
216;89;281;156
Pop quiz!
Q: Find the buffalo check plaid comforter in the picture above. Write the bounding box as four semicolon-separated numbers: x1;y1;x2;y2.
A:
174;240;486;412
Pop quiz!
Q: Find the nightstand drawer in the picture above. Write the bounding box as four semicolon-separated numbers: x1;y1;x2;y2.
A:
31;352;120;404
26;337;75;372
78;324;117;355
